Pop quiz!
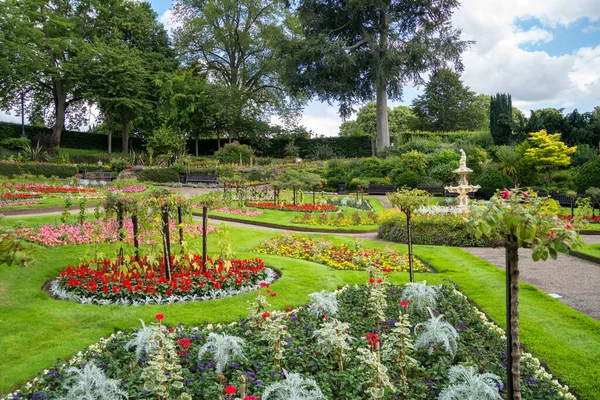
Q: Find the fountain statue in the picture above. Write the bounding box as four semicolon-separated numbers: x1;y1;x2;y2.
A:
444;149;480;208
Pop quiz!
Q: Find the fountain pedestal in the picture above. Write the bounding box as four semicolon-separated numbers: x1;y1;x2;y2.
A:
444;150;480;208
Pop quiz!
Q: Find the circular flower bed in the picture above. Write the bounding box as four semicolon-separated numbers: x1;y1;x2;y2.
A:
50;256;276;305
247;202;338;213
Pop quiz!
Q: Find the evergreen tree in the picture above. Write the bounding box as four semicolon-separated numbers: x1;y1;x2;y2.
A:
489;93;513;145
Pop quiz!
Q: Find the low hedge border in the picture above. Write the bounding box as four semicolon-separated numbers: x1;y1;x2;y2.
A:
0;162;78;178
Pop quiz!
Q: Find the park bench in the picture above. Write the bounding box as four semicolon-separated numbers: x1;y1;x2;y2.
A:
185;174;218;184
81;171;113;181
367;183;396;195
551;192;579;208
416;184;446;196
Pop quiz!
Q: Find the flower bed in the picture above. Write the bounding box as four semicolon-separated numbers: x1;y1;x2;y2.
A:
0;193;42;200
247;202;338;213
326;195;373;211
107;186;148;193
10;183;96;194
203;206;263;217
51;256;274;305
7;283;574;399
0;201;43;207
253;234;426;272
293;211;378;226
560;215;600;224
16;219;216;246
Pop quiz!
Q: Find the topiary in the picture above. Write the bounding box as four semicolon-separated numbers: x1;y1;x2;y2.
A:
214;141;255;164
474;168;513;198
575;157;600;193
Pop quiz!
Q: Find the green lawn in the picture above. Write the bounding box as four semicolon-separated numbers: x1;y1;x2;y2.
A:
0;196;100;211
572;243;600;260
204;196;385;231
0;223;599;398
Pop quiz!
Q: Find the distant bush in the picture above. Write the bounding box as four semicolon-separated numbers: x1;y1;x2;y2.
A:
392;170;422;188
134;168;181;183
474;168;514;198
575;157;600;193
378;210;492;247
0;161;78;178
214;141;255;165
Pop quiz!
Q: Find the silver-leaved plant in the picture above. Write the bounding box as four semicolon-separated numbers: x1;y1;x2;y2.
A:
308;290;339;318
197;332;246;374
262;372;324;400
402;281;438;314
414;307;459;357
124;319;157;362
313;318;354;371
438;365;502;400
61;363;127;400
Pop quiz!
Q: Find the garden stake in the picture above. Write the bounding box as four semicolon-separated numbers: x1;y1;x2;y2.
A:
202;206;208;272
132;214;140;258
161;206;172;281
117;202;124;263
240;375;246;398
177;205;184;245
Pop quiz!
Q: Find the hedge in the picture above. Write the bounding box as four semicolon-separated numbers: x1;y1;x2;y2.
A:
0;161;79;178
0;122;371;159
133;168;181;183
378;212;493;247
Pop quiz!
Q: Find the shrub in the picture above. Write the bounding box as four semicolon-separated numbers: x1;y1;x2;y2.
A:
214;141;255;164
308;142;337;160
0;161;78;178
401;150;428;175
378;210;492;247
392;170;422;188
0;137;29;150
324;159;349;189
474;168;514;198
575;157;600;193
134;168;181;183
571;144;597;167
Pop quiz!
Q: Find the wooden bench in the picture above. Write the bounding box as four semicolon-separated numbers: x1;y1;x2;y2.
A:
82;171;113;181
416;184;446;196
185;174;218;184
551;193;578;208
367;184;396;195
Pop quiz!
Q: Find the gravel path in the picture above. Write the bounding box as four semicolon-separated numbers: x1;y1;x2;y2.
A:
461;244;600;320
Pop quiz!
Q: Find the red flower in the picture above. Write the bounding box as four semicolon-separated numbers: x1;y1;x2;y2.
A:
244;397;259;400
369;278;375;283
261;312;271;318
548;230;556;239
155;313;165;321
260;282;270;288
566;224;572;230
381;268;392;273
284;307;293;312
377;279;383;284
366;332;379;346
501;188;510;199
521;191;529;198
400;300;409;308
225;385;237;395
177;337;191;348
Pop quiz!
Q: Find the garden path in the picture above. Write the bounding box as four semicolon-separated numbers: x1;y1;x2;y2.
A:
461;241;600;321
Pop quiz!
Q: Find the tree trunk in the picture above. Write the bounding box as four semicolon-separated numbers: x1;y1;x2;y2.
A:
195;137;199;157
202;206;208;273
122;120;130;153
51;85;67;148
407;213;414;283
375;81;390;153
107;114;113;155
506;238;521;400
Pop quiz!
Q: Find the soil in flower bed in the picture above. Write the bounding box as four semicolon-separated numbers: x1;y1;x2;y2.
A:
253;233;428;272
8;283;574;399
16;219;216;246
49;256;275;305
247;202;339;212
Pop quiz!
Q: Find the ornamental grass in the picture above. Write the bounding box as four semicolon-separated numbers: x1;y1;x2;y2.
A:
253;234;427;272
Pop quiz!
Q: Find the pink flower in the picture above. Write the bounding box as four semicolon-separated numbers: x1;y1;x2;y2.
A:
501;188;511;199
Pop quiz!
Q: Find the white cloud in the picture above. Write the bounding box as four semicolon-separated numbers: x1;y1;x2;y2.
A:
272;105;344;137
453;0;600;112
159;9;181;35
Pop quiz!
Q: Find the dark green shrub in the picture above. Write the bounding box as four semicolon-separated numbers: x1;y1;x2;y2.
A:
378;213;492;246
475;168;514;198
429;164;458;184
575;157;600;193
134;168;181;183
400;150;428;175
214;141;255;164
0;137;29;150
0;162;78;178
324;159;349;189
547;169;576;192
347;157;385;178
392;170;422;188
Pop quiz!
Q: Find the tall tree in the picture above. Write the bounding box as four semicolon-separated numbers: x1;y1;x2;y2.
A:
0;0;95;146
411;68;486;131
280;0;470;153
490;93;513;145
591;106;600;154
525;108;565;135
338;120;360;137
523;129;576;185
173;0;301;142
562;109;592;147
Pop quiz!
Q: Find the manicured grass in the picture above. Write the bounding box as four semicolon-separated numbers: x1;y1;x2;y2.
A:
573;243;600;259
0;197;100;211
205;196;384;231
1;224;599;399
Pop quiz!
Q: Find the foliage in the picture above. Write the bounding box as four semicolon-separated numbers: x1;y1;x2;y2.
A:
0;162;78;179
378;210;491;246
438;365;502;400
253;234;426;272
214;142;255;165
62;363;127;400
313;319;354;371
125;319;158;363
402;281;439;315
294;211;378;227
412;69;487;132
197;333;246;374
248;202;337;213
474;168;514;198
307;143;337;160
523;130;576;179
262;373;324;400
308;290;339;318
134;168;181;183
575;157;600;193
401;150;429;175
414;307;459;357
391;170;423;188
489;93;513;145
387;188;430;217
495;146;521;183
145;125;187;164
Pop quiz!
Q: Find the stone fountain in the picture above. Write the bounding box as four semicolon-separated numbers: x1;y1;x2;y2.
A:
445;149;480;208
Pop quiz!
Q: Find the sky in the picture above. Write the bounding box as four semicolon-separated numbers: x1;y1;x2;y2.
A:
3;0;599;137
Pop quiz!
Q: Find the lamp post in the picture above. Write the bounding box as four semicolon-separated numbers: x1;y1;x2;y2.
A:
20;92;26;139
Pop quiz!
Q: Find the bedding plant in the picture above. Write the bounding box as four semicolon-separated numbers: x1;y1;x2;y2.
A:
253;234;427;273
293;211;378;227
5;279;575;399
247;202;338;213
